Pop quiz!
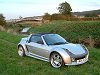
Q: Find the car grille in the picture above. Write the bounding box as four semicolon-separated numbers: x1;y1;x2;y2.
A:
75;56;86;60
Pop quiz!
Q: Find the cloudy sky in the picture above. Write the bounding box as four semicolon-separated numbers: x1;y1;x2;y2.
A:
0;0;100;20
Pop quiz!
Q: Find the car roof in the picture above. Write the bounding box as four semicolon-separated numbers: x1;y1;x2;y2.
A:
32;33;54;36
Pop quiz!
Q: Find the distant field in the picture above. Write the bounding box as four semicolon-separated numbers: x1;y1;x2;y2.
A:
0;31;100;75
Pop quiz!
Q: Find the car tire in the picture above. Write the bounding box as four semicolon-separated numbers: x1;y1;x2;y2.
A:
50;52;64;68
18;46;26;56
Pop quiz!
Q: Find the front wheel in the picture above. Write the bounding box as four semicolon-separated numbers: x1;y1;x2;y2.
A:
50;52;64;68
18;46;26;56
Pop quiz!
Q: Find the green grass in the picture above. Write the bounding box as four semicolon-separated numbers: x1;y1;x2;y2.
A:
29;21;100;42
0;31;100;75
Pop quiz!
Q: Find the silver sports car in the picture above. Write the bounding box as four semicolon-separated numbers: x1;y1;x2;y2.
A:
18;33;89;68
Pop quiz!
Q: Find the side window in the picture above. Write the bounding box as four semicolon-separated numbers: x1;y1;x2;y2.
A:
30;36;44;44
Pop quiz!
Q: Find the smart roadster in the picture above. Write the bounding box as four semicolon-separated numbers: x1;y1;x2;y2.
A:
18;33;89;68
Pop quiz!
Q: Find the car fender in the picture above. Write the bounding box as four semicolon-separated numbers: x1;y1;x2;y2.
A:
51;47;71;64
18;43;28;54
18;36;30;54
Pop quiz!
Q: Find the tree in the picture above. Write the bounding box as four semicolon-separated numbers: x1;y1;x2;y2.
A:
43;13;51;20
51;13;67;20
58;1;72;16
19;16;23;20
0;14;6;26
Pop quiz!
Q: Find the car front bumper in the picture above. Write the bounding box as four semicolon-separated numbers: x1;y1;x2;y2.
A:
65;57;88;65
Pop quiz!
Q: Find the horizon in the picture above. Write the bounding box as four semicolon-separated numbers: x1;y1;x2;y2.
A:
0;0;100;20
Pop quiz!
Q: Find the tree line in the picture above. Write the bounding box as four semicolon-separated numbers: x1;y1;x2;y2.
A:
43;2;100;21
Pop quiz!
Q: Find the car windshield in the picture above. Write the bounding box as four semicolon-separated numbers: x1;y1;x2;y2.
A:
43;34;68;45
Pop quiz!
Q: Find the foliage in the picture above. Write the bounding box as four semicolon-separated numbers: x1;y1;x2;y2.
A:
43;13;67;20
43;13;51;20
0;31;100;75
73;9;100;17
58;1;72;16
0;14;6;26
5;22;32;34
85;13;98;17
51;14;67;20
29;21;100;47
43;13;100;21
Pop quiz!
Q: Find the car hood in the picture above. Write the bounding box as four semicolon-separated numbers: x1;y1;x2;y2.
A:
50;43;86;55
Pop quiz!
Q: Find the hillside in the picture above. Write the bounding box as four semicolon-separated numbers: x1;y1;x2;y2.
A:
73;9;100;16
29;20;100;47
0;31;100;75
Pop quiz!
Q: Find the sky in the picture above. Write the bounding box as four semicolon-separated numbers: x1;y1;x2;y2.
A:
0;0;100;20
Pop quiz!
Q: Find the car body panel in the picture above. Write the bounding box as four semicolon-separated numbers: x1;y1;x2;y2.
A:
26;42;50;58
50;43;86;55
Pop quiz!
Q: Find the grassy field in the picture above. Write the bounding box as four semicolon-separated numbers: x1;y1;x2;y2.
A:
0;31;100;75
29;21;100;37
29;21;100;47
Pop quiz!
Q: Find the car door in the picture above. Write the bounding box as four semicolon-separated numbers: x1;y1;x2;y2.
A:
26;35;50;58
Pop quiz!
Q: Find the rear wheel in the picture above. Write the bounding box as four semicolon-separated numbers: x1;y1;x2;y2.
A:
18;46;26;56
50;52;64;68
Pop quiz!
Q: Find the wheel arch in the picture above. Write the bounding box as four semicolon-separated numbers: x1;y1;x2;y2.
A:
50;49;71;64
49;51;64;61
49;51;58;58
18;44;23;49
18;44;28;54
